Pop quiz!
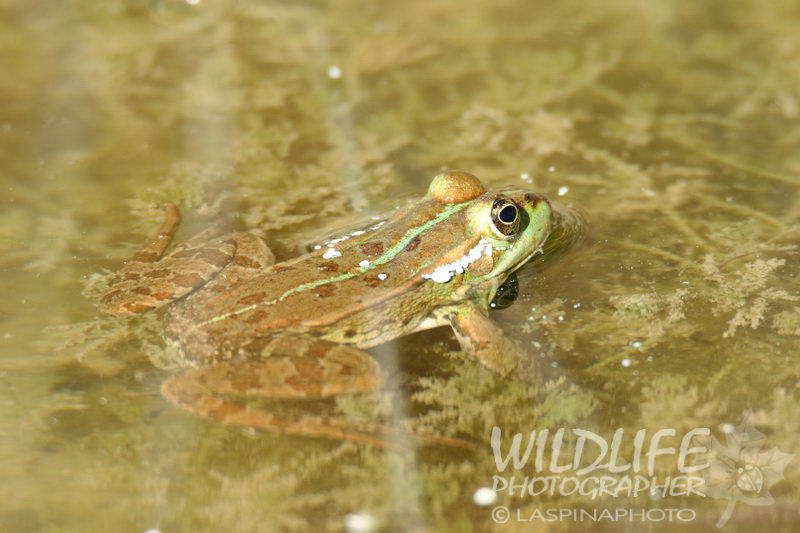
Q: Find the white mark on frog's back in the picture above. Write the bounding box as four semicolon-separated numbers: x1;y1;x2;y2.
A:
312;221;386;251
322;247;341;259
422;238;493;284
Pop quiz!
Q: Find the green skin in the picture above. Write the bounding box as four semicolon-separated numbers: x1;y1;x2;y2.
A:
100;171;552;448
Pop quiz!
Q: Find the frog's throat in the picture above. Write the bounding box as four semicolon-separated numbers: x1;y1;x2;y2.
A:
199;199;473;326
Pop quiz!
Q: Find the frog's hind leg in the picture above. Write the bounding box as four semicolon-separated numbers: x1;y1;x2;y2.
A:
201;233;275;290
100;204;236;316
161;336;474;450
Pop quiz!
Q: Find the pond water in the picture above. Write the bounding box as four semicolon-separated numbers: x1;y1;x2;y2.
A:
1;1;798;532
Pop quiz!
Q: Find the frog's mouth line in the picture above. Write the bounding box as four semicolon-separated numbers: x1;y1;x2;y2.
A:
503;241;546;277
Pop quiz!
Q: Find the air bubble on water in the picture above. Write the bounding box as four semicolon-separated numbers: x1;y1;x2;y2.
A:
344;513;375;533
473;487;497;506
327;65;343;79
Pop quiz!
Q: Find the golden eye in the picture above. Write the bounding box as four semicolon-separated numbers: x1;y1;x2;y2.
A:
490;197;520;237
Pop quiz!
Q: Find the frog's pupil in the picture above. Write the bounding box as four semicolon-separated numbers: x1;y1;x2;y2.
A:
498;204;517;224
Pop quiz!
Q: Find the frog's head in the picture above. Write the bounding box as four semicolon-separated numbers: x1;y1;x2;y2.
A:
424;170;552;307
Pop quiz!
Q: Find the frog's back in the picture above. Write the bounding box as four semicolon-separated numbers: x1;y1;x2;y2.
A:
168;199;476;350
180;250;421;331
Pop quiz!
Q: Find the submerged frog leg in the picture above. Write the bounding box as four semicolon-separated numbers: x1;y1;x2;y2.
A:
100;204;237;316
448;305;535;378
161;335;474;449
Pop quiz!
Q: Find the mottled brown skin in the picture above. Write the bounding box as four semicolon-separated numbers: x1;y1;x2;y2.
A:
100;171;552;449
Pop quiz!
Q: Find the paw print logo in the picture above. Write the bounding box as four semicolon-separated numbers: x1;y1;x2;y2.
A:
703;410;794;528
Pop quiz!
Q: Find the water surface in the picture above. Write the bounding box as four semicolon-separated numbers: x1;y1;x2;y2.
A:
1;1;799;531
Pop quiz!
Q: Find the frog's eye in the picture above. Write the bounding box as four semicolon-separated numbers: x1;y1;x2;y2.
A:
490;197;520;237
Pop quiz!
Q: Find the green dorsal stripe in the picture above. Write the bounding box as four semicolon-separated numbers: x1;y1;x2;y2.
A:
200;200;471;326
358;200;471;271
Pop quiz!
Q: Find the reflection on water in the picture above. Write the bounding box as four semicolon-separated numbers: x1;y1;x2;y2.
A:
1;0;799;531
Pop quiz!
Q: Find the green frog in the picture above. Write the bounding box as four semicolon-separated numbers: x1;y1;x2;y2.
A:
100;171;552;448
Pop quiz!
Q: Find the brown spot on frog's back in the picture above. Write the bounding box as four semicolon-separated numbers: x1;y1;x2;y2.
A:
404;236;421;252
317;261;339;273
362;274;386;287
243;309;270;324
238;292;269;306
133;286;152;296
272;265;295;273
232;255;262;269
315;283;336;298
361;241;384;256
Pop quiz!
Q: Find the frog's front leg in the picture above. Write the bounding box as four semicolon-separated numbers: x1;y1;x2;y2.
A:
161;334;473;449
447;304;537;378
100;204;274;316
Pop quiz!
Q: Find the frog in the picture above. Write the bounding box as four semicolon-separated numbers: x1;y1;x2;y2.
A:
100;171;552;448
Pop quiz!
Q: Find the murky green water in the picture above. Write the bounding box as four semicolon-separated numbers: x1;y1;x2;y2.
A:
2;1;799;531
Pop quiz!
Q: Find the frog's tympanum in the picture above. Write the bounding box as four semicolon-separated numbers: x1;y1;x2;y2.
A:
100;171;552;448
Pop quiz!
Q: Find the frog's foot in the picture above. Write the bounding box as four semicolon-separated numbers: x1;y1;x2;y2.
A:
448;305;538;379
100;204;274;315
161;337;474;450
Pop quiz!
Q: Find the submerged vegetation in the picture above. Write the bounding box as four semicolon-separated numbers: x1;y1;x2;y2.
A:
1;0;799;531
